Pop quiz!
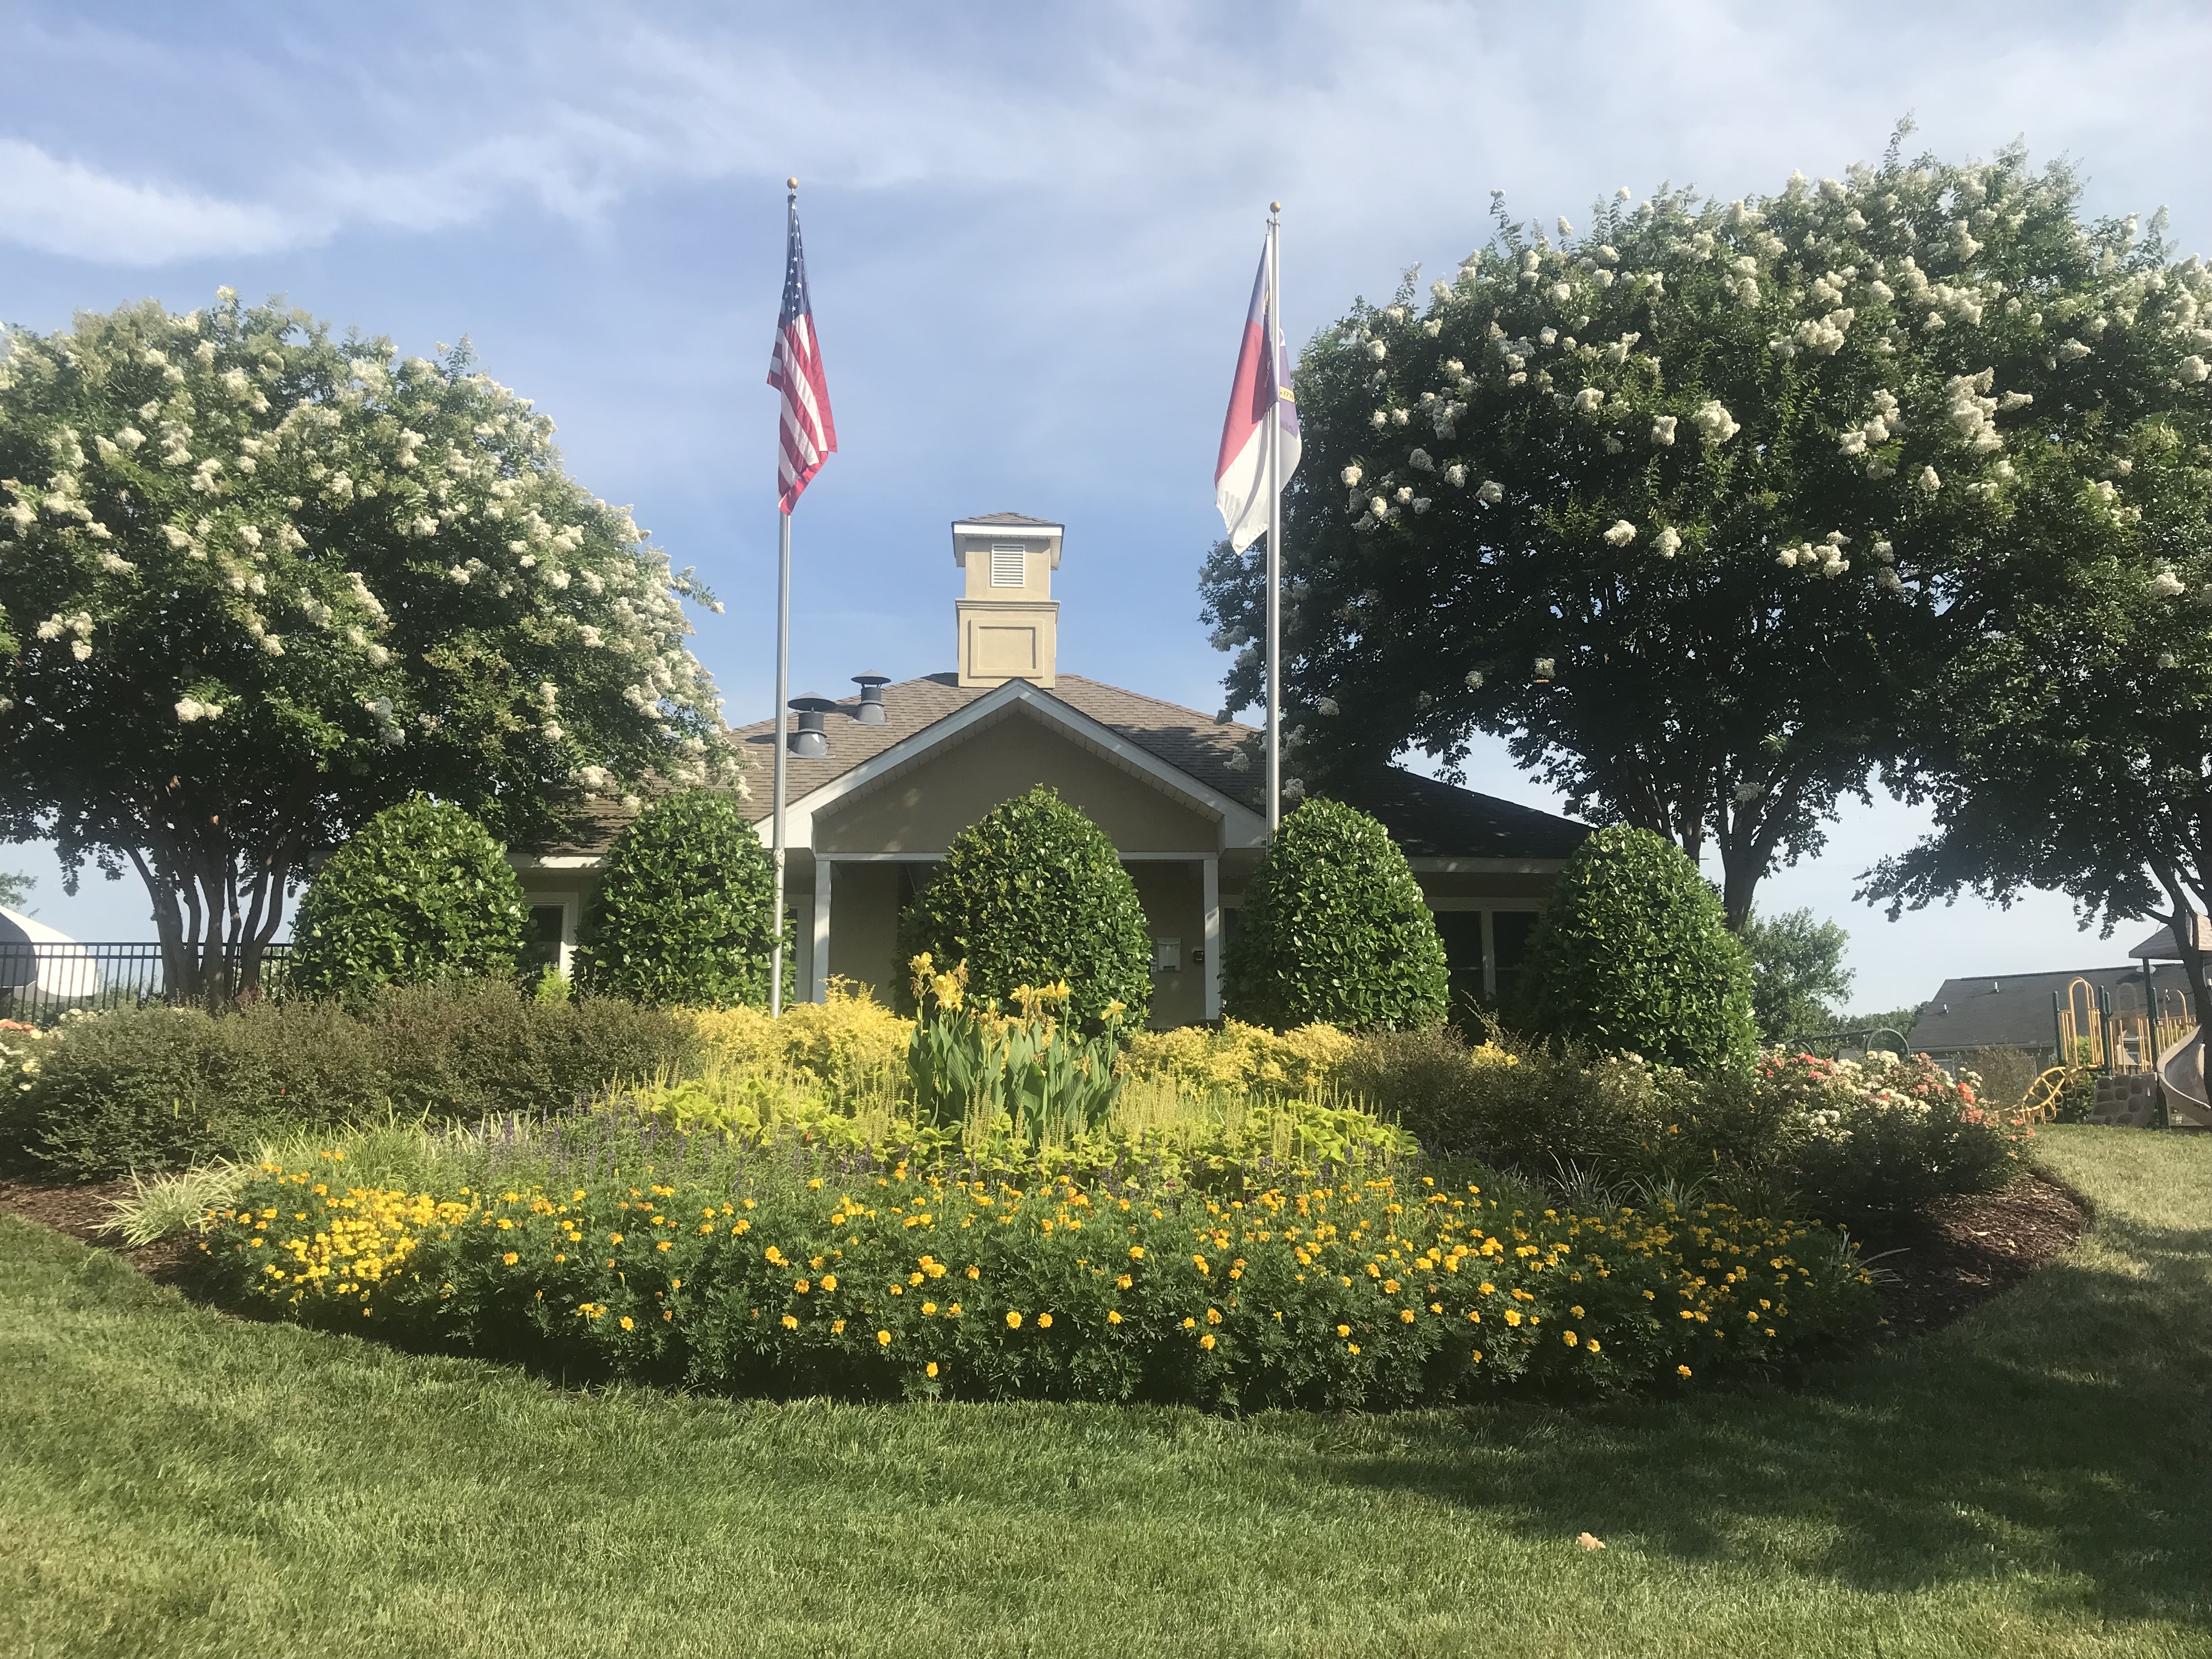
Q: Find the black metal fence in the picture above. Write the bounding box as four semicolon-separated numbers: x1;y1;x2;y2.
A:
0;942;294;1024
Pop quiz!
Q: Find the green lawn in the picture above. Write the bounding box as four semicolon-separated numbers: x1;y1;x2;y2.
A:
2;1127;2208;1659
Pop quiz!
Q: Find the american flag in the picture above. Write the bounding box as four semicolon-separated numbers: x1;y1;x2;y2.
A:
766;191;836;514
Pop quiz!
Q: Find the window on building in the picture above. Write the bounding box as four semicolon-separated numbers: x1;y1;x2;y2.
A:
524;904;567;974
1491;910;1541;1011
990;544;1025;587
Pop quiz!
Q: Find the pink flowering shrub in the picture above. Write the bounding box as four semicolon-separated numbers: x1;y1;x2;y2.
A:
1754;1048;2028;1222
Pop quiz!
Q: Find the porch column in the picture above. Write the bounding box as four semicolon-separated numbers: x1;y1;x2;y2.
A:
811;857;833;1005
1202;854;1221;1022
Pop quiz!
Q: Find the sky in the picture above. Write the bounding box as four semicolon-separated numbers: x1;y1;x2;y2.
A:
2;0;2204;1009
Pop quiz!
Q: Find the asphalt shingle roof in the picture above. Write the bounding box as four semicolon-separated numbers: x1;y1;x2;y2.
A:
535;673;1586;861
1905;964;2196;1052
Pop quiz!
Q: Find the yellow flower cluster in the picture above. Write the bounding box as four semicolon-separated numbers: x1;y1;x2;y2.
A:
212;1154;473;1313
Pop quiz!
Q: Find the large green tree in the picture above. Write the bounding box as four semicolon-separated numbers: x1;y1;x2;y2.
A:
1742;906;1855;1044
0;292;739;998
1865;412;2212;1037
1202;128;2197;929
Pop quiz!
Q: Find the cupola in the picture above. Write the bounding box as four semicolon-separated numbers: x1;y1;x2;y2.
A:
950;512;1062;687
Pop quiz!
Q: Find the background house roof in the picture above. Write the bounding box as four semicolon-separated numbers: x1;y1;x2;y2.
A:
1904;964;2196;1053
2128;914;2211;960
532;673;1586;862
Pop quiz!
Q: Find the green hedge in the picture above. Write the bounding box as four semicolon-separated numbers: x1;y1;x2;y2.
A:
290;798;526;999
1510;825;1756;1073
577;790;789;1007
1222;798;1448;1031
898;786;1152;1028
1;981;697;1180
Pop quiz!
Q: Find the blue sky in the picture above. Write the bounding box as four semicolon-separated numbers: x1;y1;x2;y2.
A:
4;0;2208;1008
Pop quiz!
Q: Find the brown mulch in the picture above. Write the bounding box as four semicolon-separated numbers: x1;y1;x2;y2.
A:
0;1169;2095;1341
1860;1171;2091;1340
0;1177;206;1282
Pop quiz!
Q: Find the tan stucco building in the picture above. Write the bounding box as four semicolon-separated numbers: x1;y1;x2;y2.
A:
515;512;1587;1025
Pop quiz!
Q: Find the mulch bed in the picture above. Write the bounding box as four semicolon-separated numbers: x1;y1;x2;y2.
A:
1859;1171;2091;1341
0;1168;2095;1343
0;1176;206;1282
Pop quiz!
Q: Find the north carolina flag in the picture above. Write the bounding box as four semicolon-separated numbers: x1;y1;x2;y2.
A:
1215;243;1301;551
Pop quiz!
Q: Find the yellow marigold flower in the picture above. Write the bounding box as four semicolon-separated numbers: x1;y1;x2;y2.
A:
1400;1309;1417;1324
1116;1274;1132;1290
1107;1309;1122;1325
1336;1324;1351;1338
1037;1313;1053;1329
502;1251;518;1265
781;1314;799;1329
1128;1246;1144;1260
926;1361;939;1379
922;1301;937;1315
1347;1342;1361;1355
619;1316;634;1331
967;1265;981;1279
1571;1305;1585;1318
609;1232;624;1245
656;1240;673;1252
1199;1333;1216;1350
877;1329;893;1346
1677;1364;1693;1378
1564;1331;1578;1346
1504;1309;1523;1327
795;1279;810;1294
821;1274;837;1291
1587;1339;1602;1355
1205;1307;1221;1325
832;1318;845;1334
947;1302;962;1317
1006;1311;1023;1329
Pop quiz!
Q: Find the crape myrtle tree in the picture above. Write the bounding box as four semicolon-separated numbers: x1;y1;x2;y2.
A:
0;291;739;1000
1865;397;2212;1036
1202;126;2193;929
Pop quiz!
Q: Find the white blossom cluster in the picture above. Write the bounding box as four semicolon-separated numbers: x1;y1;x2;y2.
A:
0;291;734;802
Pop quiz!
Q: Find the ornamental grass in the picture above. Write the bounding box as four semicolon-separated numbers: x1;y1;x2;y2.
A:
198;1127;1876;1410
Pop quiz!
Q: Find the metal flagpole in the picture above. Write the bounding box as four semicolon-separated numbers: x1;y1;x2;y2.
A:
770;498;791;1017
1265;200;1283;833
768;178;797;1019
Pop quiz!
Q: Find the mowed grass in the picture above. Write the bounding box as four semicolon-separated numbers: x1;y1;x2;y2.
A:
1;1127;2207;1659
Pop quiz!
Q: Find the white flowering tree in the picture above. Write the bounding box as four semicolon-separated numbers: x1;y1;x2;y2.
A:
0;291;739;998
1201;128;2212;928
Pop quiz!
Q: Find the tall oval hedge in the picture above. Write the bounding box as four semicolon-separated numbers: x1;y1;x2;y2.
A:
1221;798;1448;1031
576;789;788;1008
1510;824;1756;1073
290;797;526;998
897;785;1151;1028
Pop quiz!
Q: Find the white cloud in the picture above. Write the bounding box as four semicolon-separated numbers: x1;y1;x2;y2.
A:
0;139;303;263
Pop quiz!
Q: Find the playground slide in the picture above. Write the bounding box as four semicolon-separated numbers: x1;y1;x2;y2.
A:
2156;1024;2212;1128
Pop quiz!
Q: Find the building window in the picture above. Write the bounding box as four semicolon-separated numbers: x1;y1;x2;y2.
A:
524;904;568;976
990;544;1025;587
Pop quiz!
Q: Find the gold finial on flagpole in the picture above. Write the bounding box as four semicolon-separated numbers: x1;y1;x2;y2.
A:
788;177;799;193
1271;200;1282;213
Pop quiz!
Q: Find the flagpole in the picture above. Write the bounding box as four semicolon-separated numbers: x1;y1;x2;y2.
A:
1265;200;1283;833
769;176;797;1019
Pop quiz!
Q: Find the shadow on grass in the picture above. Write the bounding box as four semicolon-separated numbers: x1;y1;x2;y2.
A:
1308;1209;2212;1624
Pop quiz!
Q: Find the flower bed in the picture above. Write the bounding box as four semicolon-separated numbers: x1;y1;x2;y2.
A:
200;1144;1877;1409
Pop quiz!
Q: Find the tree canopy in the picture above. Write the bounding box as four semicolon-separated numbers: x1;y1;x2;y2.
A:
1742;907;1854;1044
1202;127;2210;929
0;291;739;996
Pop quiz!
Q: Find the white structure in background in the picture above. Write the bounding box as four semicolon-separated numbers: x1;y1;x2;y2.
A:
0;906;102;1005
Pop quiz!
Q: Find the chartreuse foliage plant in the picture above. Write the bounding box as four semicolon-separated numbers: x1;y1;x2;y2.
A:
903;958;1128;1147
290;797;525;998
1513;825;1756;1073
577;789;786;1007
199;1130;1874;1408
1222;798;1448;1031
896;786;1151;1028
0;291;736;998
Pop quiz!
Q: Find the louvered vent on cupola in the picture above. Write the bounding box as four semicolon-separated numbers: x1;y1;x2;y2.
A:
950;513;1064;687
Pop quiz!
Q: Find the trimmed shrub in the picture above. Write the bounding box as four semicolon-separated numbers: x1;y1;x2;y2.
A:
290;797;526;999
896;786;1151;1028
1;981;698;1180
1121;1019;1356;1098
1510;825;1756;1073
577;790;789;1007
1221;798;1448;1031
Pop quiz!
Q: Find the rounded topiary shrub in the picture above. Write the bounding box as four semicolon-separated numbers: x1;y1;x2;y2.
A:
290;797;526;999
575;789;788;1008
897;785;1150;1028
1221;797;1448;1031
1509;825;1756;1073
